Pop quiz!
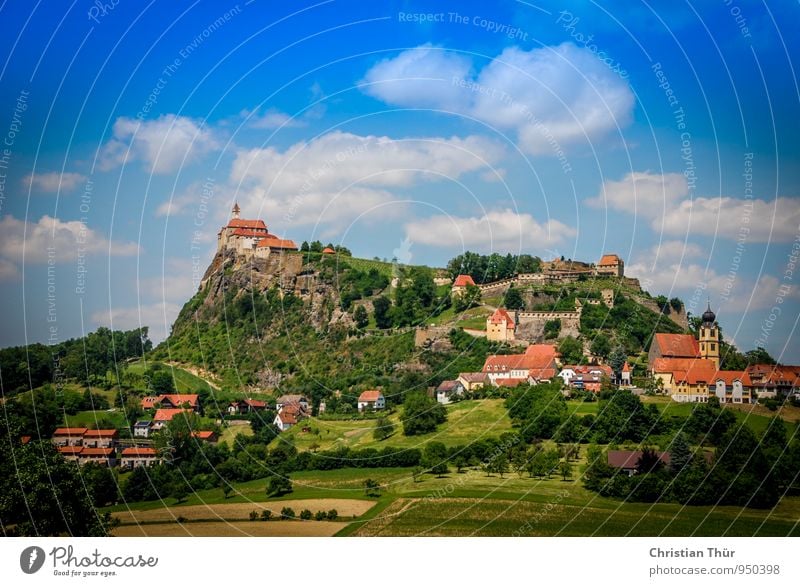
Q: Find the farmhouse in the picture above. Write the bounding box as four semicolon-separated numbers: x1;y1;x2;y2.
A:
607;450;671;476
79;447;117;467
57;446;83;462
120;447;159;469
435;380;465;404
274;405;304;432
358;390;386;412
458;372;489;392
746;363;800;398
151;408;191;431
140;393;200;412
276;394;309;412
228;398;269;415
558;364;613;393
191;430;218;443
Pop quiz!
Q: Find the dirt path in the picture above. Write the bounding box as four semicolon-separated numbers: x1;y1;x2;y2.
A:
113;520;347;537
352;498;419;536
165;362;222;391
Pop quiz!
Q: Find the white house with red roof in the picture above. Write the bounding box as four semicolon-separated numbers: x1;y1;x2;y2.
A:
482;344;559;385
120;447;160;469
357;390;386;412
621;362;632;386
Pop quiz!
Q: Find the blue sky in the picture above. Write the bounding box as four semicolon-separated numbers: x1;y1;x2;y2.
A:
0;0;798;360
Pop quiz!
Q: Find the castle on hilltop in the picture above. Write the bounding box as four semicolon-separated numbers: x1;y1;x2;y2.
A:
217;203;298;258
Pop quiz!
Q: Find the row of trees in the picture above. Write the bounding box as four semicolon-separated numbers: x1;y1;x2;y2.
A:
0;327;152;395
446;251;542;284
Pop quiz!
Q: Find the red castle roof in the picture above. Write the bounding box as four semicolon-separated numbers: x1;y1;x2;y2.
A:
453;274;476;287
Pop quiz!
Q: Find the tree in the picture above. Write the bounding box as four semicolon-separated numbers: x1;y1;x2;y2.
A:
558;336;583;364
373;416;395;441
745;347;776;365
260;510;273;521
503;287;525;310
669;432;693;475
412;466;424;483
559;459;573;481
300;509;313;520
544;319;561;340
266;475;293;498
608;346;628;377
422;441;449;477
401;391;447;436
490;454;510;478
590;334;611;359
353;305;369;329
453;284;481;312
280;507;296;520
636;447;664;474
373;296;392;329
222;483;233;499
300;241;310;252
171;482;189;504
364;478;381;497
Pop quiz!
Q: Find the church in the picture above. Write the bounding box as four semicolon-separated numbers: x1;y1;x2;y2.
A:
217;203;298;257
648;304;752;404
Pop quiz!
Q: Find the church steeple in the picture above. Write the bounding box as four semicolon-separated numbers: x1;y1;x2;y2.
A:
698;299;719;369
231;202;241;219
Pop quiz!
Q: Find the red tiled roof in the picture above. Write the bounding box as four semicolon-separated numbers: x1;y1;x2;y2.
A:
524;344;559;358
277;411;297;425
53;427;88;437
121;447;158;457
488;308;515;329
529;367;557;380
141;396;160;409
153;408;190;422
459;372;488;383
227;218;267;230
495;377;529;387
622;361;631;373
598;254;621;266
80;448;114;457
453;274;476;287
652;333;700;359
231;228;269;238
358;390;383;402
82;429;118;438
255;237;298;250
671;362;718;385
20;435;31;444
322;247;335;254
436;380;462;392
244;399;267;408
160;394;199;407
561;364;613;376
58;446;83;455
192;430;217;440
713;370;752;386
651;357;716;373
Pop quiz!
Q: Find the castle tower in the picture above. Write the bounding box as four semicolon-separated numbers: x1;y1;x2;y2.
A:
232;202;241;219
698;301;719;369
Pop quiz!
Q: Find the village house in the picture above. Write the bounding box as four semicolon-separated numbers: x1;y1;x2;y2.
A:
357;390;386;412
558;364;613;393
227;398;269;416
607;450;671;476
133;421;152;438
648;304;720;370
276;394;309;412
57;446;83;462
151;408;191;431
482;344;559;386
620;362;632;386
79;447;117;467
746;363;800;398
52;427;88;448
191;430;218;443
451;274;476;296
81;429;118;449
486;307;516;343
435;380;465;404
594;254;625;278
120;447;159;469
712;371;753;404
458;372;490;392
274;404;303;432
140;393;200;412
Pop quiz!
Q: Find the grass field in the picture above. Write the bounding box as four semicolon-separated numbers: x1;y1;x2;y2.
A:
277;399;513;453
113;520;348;537
126;360;214;394
219;421;254;446
65;409;129;430
112;464;800;537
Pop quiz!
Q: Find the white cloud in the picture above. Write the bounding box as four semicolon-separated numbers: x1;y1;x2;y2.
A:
24;171;87;193
404;209;575;252
661;196;800;242
362;43;634;154
589;172;800;242
99;114;219;174
244;108;302;129
91;301;181;345
140;257;200;302
228;131;505;230
0;214;139;265
586;171;687;218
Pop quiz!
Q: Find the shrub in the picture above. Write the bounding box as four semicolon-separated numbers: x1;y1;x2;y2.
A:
249;511;259;521
260;510;272;521
280;507;295;520
299;509;313;520
314;510;327;521
326;509;338;521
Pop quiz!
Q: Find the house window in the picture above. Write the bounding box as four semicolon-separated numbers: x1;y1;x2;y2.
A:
710;343;716;351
